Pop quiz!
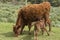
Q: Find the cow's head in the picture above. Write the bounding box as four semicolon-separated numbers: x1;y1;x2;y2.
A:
13;25;20;36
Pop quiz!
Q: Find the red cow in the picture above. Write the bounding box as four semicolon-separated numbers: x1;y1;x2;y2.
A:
13;2;51;37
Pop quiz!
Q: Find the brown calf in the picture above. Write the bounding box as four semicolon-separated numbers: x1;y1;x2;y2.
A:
34;19;49;40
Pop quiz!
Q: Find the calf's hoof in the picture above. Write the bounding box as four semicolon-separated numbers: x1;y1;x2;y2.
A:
15;34;18;37
47;33;50;36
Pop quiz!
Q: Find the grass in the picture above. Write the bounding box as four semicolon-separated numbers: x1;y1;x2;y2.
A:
0;2;60;40
0;22;60;40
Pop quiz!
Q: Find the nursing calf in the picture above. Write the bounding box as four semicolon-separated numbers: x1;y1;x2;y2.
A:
34;18;49;40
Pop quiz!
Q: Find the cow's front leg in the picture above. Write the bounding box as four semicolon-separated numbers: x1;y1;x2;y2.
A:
28;23;32;35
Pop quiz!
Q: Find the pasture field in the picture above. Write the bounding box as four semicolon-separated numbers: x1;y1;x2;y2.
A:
0;2;60;40
0;22;60;40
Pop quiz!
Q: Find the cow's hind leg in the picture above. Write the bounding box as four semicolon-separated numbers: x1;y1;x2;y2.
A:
47;19;51;32
48;21;51;32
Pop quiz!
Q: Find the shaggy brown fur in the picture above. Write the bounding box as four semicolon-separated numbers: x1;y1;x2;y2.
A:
13;2;51;36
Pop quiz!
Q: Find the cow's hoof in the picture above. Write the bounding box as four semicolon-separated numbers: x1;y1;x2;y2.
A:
48;34;50;36
20;32;22;34
29;33;31;35
49;29;51;32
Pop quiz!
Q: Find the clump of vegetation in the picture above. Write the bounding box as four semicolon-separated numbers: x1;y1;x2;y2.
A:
0;3;21;23
50;7;60;27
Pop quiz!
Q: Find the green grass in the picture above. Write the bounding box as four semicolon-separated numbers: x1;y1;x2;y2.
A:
0;22;60;40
